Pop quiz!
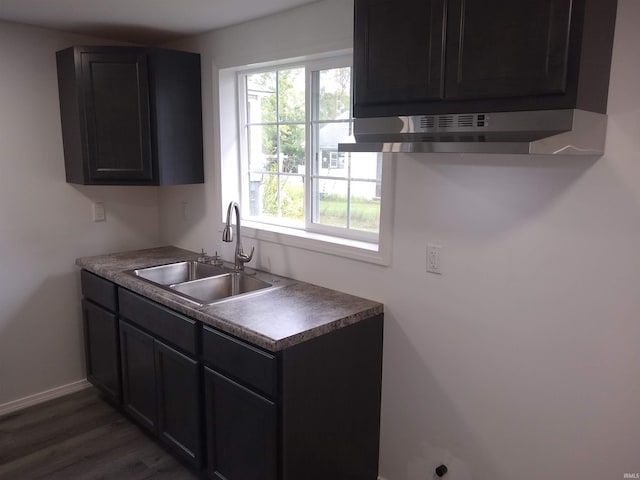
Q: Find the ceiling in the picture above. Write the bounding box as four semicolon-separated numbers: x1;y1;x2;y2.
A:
0;0;321;44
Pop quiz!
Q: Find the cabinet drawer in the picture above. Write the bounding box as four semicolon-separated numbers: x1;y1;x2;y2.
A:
202;326;276;397
119;288;198;355
81;270;117;311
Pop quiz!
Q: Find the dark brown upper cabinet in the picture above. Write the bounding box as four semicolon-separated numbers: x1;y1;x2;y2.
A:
354;0;447;107
353;0;618;117
56;46;204;185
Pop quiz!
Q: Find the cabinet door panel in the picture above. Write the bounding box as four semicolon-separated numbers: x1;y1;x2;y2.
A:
120;320;156;431
204;367;277;480
445;0;572;100
82;300;120;403
354;0;446;110
80;51;153;182
155;340;202;468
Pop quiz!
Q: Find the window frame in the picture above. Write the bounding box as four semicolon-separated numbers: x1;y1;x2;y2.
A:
238;60;308;230
233;53;394;265
305;56;382;244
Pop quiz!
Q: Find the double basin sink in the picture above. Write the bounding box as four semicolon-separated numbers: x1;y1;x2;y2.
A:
127;260;293;305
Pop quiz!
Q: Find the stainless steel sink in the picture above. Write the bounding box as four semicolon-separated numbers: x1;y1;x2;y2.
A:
130;261;229;285
171;272;272;304
126;260;295;305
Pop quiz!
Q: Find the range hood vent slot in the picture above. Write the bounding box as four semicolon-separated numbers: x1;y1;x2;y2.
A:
339;109;607;156
457;115;474;127
438;116;453;128
419;116;435;129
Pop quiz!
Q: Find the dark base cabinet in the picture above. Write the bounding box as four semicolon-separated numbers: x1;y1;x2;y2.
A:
81;271;120;405
279;315;383;480
79;270;383;479
204;368;277;480
155;340;202;466
202;315;384;480
120;321;157;431
119;319;203;469
82;299;120;404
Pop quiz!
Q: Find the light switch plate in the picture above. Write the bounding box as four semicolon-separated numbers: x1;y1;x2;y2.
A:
93;202;106;222
427;243;442;274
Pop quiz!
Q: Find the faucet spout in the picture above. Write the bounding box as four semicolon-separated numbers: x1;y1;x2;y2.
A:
222;201;254;271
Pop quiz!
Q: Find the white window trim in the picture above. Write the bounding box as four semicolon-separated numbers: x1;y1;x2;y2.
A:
304;55;382;245
221;51;394;266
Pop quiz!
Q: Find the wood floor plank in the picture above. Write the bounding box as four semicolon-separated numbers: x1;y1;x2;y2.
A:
0;390;120;464
0;389;199;480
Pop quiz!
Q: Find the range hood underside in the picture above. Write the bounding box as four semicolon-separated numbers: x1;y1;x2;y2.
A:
339;109;607;155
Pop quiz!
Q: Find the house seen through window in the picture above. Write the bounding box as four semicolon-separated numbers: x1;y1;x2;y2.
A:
239;57;384;244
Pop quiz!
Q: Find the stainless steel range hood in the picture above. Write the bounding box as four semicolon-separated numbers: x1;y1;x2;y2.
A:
339;109;607;155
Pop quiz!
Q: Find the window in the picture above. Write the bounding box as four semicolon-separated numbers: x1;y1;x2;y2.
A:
236;55;391;256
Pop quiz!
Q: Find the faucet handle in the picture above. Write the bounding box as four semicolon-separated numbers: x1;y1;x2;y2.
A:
197;248;211;263
238;246;255;264
209;251;223;267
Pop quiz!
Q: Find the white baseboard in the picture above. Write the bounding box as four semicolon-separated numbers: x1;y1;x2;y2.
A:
0;379;91;417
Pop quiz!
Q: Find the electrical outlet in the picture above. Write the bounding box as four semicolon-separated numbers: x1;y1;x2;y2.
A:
427;243;442;274
93;202;106;222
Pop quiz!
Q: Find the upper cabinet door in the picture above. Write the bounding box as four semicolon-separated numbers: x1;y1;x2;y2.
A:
57;46;204;185
353;0;446;112
445;0;573;100
79;51;154;182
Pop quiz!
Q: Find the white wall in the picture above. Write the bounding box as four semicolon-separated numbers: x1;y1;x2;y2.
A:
158;0;354;250
159;0;640;479
0;21;161;406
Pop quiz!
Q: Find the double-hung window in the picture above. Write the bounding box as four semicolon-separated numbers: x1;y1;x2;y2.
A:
236;54;391;259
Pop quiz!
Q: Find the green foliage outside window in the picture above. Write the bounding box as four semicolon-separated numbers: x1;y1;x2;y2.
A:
249;69;305;173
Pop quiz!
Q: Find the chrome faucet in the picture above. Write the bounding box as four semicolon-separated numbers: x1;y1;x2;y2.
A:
222;201;254;271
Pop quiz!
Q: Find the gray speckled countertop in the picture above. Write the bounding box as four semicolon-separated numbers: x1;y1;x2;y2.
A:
76;246;383;351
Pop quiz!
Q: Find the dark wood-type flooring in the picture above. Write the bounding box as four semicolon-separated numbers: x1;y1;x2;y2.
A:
0;388;199;480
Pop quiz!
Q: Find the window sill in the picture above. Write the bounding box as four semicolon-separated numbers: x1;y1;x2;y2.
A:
232;220;391;266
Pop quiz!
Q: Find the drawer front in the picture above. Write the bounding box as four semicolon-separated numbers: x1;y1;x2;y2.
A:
81;270;117;311
119;288;198;355
202;326;276;397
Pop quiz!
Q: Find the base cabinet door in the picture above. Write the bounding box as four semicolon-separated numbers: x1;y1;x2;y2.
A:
204;367;277;480
155;340;203;468
120;320;157;431
82;299;120;403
